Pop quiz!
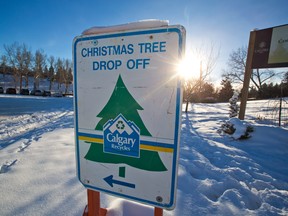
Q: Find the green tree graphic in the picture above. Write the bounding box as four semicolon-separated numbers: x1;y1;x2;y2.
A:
95;74;151;136
84;74;167;172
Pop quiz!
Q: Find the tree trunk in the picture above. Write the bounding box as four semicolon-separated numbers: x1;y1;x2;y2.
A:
25;76;29;88
185;100;189;113
49;80;52;91
19;72;23;91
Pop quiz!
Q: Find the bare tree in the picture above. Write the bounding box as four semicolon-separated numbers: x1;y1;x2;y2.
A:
223;46;247;84
16;45;25;90
196;42;220;82
0;55;8;87
55;58;64;90
223;46;282;97
21;44;32;88
3;43;32;90
183;42;220;112
33;49;46;90
3;42;18;89
2;42;73;93
47;55;55;91
63;59;73;94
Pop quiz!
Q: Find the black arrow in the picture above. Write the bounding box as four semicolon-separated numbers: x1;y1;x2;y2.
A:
104;175;135;188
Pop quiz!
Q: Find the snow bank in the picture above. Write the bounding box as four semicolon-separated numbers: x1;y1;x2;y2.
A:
82;20;169;35
229;117;250;139
106;198;154;216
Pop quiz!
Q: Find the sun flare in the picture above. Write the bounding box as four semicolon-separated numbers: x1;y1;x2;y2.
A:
177;53;201;80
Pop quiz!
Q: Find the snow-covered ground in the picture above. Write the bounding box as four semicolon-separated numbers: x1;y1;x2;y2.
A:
0;94;287;216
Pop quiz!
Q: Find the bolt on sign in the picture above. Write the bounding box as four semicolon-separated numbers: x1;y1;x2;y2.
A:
73;21;186;209
252;24;288;69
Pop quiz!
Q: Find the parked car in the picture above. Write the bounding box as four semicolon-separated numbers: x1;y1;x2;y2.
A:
6;88;16;94
0;87;3;94
30;89;36;95
30;89;42;96
52;91;63;97
20;89;29;95
43;90;51;97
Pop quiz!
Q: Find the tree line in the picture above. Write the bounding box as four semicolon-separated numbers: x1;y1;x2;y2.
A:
184;74;288;104
222;46;287;100
183;45;288;109
1;42;287;101
0;42;73;93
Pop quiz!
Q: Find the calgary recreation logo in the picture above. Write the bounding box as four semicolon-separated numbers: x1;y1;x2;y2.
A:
103;114;140;158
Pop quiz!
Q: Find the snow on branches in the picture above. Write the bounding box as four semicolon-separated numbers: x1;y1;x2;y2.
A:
218;91;253;139
229;91;239;118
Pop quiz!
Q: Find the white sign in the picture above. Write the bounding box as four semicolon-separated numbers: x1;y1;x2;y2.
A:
268;24;288;64
73;24;185;209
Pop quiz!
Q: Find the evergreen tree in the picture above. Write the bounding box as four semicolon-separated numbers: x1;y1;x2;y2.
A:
33;49;46;90
283;72;288;84
47;56;55;91
248;86;258;99
229;91;239;118
260;82;282;99
43;66;49;79
95;75;151;135
218;78;234;102
282;72;288;97
48;65;55;91
84;75;167;172
200;82;215;98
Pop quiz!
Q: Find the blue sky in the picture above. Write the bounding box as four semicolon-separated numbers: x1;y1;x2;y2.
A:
0;0;287;81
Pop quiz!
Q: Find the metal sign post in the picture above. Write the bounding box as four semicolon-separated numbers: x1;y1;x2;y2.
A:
82;189;163;216
82;190;107;216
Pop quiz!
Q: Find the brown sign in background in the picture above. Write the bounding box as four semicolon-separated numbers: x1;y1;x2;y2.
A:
252;24;288;69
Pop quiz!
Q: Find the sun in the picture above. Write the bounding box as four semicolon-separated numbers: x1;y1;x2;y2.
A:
177;52;201;80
